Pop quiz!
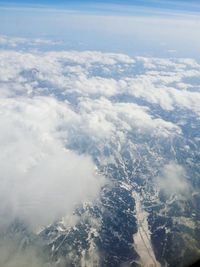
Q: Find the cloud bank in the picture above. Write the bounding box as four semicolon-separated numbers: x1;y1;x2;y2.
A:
0;45;199;267
0;35;62;48
0;96;105;231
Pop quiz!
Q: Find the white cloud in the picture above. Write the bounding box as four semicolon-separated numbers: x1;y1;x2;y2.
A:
156;162;189;196
125;57;200;114
0;35;62;48
0;47;199;233
0;97;104;231
77;97;181;139
0;239;63;267
0;50;200;115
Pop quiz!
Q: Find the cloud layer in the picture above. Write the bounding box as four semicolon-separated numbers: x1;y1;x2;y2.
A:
0;96;105;231
0;47;199;232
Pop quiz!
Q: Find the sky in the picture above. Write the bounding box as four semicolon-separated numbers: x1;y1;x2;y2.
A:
1;1;200;10
0;1;200;58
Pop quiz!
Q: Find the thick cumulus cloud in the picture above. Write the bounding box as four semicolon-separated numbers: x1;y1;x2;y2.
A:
0;47;199;232
0;97;105;231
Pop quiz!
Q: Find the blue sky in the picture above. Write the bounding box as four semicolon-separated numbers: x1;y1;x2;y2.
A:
0;0;200;59
1;0;200;14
